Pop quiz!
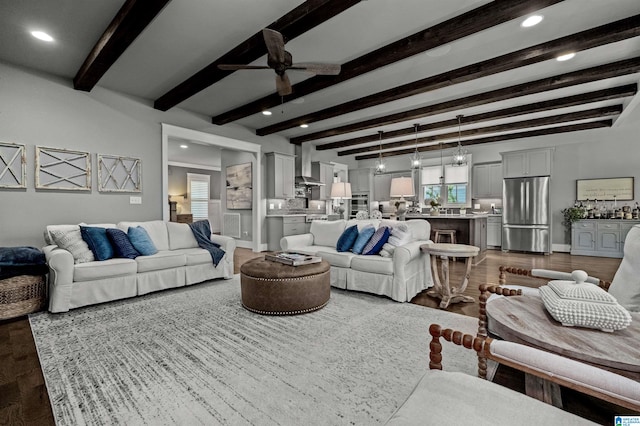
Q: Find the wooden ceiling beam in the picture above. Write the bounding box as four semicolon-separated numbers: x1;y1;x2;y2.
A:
292;56;640;143
355;121;612;161
339;106;621;156
316;84;636;150
211;0;563;125
73;0;171;91
258;14;640;136
153;0;361;111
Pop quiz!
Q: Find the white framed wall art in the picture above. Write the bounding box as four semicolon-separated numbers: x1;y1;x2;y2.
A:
35;146;91;191
0;142;27;188
97;154;142;193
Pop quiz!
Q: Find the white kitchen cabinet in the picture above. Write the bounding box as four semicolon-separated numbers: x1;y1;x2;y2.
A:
501;148;553;178
266;216;306;251
487;215;502;248
349;168;372;193
571;219;640;258
473;163;502;198
311;161;334;200
265;152;295;199
373;174;392;202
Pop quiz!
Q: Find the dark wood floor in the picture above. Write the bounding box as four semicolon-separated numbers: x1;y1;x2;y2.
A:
0;249;630;425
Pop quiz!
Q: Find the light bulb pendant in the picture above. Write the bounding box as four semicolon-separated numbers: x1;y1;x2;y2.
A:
409;123;421;169
451;114;467;166
375;130;386;175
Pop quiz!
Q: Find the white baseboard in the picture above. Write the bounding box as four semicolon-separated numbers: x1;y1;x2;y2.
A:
258;243;268;252
553;244;571;253
235;240;253;249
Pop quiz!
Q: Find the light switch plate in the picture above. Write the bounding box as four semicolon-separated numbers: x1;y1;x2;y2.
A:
130;196;142;204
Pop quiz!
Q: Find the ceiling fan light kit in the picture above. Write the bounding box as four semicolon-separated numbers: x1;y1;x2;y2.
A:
451;114;468;167
218;28;341;97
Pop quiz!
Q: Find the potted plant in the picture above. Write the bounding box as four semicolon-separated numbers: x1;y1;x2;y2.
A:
429;198;441;216
561;205;586;243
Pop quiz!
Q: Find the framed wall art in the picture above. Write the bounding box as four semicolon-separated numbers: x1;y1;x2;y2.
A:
35;146;91;191
226;162;252;209
98;154;142;192
576;177;634;201
0;142;27;188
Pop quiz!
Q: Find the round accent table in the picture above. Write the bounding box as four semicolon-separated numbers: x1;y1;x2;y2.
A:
420;243;480;309
240;257;331;315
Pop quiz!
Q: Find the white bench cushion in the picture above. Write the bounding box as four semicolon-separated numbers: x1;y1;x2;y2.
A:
135;251;186;273
74;258;137;282
351;256;393;275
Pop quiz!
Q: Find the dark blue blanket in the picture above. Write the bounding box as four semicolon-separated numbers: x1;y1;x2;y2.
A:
189;220;225;267
0;246;45;266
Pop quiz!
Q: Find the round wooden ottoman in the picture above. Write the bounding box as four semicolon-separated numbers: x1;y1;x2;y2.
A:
240;257;330;315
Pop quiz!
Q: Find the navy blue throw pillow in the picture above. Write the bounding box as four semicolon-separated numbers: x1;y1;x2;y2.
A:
362;226;391;255
80;226;114;261
336;225;359;252
106;228;140;259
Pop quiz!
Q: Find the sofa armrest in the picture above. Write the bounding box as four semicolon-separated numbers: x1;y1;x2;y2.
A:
43;245;74;313
393;240;430;265
210;234;236;255
280;233;314;251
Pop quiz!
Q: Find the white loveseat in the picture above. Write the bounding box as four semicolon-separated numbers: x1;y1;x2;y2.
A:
280;219;432;302
43;220;235;313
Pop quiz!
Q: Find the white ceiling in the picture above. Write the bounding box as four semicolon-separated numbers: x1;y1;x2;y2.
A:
1;0;639;158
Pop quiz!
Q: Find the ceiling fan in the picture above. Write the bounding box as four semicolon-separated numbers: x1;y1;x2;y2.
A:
218;29;341;96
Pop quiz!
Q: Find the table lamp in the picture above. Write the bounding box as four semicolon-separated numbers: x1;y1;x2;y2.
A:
330;182;352;220
390;177;415;221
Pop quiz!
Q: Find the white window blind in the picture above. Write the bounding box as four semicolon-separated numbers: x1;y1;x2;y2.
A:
187;173;210;221
421;166;441;185
444;164;468;184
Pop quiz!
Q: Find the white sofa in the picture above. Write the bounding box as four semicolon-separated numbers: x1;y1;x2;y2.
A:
43;220;235;313
280;219;432;302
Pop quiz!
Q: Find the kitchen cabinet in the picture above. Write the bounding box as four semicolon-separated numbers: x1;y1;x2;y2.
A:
266;216;306;251
487;215;502;248
501;148;553;178
373;171;412;202
571;219;640;258
265;152;295;199
473;163;502;198
311;161;334;200
349;168;372;193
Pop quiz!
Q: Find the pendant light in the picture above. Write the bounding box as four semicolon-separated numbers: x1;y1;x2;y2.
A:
451;114;468;166
375;130;386;174
439;142;444;184
409;123;422;169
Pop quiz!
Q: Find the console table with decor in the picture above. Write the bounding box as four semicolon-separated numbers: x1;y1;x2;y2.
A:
175;213;193;224
571;219;640;258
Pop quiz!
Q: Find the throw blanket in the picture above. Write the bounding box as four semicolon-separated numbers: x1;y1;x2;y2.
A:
0;246;48;280
189;220;225;266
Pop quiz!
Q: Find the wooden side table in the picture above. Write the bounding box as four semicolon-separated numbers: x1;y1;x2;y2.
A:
420;243;479;309
176;213;193;224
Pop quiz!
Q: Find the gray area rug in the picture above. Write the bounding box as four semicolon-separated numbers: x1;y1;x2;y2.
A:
30;276;479;425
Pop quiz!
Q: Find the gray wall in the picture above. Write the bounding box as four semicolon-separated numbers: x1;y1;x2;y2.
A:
168;166;221;200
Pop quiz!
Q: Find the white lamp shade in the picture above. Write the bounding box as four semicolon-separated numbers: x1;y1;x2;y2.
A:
390;177;415;197
330;182;352;199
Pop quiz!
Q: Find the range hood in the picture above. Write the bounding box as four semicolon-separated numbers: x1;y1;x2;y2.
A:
294;144;325;186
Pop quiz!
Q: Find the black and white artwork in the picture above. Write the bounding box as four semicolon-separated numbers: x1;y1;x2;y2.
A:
226;162;252;209
98;154;142;192
35;146;91;191
0;142;27;188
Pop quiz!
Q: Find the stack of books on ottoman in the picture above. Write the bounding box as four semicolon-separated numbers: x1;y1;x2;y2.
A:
266;252;322;266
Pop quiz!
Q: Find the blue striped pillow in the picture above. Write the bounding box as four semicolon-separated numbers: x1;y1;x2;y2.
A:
106;228;140;259
362;226;391;255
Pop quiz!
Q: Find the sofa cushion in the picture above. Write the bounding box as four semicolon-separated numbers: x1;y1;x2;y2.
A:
362;226;391;255
609;225;640;312
128;226;158;256
316;249;356;268
336;225;359;252
310;220;346;247
172;248;214;266
50;227;95;264
118;221;169;251
135;251;187;273
352;225;375;255
167;222;199;250
351;255;393;275
73;258;137;282
106;228;140;259
80;226;114;261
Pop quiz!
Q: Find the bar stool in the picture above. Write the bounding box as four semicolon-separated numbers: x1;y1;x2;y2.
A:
434;229;457;261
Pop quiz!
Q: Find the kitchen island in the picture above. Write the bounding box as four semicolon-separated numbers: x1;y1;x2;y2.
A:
405;214;487;264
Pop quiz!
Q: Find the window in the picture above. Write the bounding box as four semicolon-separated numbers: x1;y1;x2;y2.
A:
420;161;470;207
187;173;210;221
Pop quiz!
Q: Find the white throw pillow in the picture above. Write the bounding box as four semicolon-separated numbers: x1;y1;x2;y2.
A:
50;227;95;264
608;225;640;312
388;224;412;247
311;220;346;247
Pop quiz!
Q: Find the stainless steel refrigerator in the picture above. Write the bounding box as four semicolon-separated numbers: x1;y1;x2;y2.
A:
502;176;551;254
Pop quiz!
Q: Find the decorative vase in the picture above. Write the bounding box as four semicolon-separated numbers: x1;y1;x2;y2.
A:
430;208;440;216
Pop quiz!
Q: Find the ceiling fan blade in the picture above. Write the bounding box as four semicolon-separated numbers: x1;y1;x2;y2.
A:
263;28;286;64
276;73;292;96
217;64;270;71
290;63;341;75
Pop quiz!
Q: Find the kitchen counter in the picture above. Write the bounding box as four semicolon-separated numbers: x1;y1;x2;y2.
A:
265;214;307;217
405;213;488;219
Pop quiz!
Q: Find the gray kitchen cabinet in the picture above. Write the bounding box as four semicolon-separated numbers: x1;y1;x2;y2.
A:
266;216;306;251
311;161;334;200
373;173;392;202
571;219;640;258
265;152;295;199
501;148;553;178
473;163;502;198
349;168;372;193
487;215;502;248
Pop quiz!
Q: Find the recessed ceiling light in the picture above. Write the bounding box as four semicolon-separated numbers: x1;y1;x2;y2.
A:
262;110;272;116
180;144;188;149
556;52;576;62
300;124;309;128
521;15;543;28
31;31;54;42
